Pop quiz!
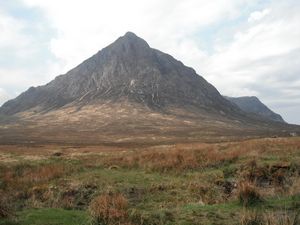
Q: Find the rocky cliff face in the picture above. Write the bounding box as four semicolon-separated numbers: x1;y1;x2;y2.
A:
0;32;239;116
225;96;285;123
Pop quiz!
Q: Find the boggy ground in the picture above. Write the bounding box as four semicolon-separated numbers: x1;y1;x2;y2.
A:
0;137;299;225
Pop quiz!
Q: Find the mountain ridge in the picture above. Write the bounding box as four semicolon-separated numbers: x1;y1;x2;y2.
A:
225;96;285;123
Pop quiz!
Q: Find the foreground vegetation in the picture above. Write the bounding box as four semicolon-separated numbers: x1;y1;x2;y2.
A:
0;137;299;224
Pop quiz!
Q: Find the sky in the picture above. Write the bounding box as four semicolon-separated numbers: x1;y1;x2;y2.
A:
0;0;299;124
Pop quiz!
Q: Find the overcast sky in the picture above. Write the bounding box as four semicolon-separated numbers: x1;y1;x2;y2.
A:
0;0;299;124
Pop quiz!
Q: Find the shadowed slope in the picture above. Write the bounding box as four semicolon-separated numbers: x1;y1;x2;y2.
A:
225;96;285;123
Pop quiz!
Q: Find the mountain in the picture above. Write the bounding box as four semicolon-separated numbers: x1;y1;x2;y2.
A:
0;32;298;145
225;96;285;123
0;32;238;115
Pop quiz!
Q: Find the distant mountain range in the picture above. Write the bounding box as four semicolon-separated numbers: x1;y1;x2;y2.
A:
0;32;298;145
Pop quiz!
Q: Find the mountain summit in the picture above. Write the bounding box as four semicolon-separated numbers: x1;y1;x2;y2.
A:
0;32;297;144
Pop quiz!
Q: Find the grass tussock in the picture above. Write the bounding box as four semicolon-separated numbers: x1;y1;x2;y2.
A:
238;182;263;207
89;193;130;225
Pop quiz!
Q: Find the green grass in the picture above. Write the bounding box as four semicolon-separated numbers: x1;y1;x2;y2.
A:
17;208;89;225
74;167;185;190
4;187;296;225
0;219;20;225
264;194;300;210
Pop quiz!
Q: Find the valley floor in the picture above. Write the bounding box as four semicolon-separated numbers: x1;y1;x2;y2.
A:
0;137;299;225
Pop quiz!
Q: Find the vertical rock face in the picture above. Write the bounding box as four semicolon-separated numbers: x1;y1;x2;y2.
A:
225;96;285;123
0;32;239;116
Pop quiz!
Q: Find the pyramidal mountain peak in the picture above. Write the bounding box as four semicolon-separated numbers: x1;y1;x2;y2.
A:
106;31;151;55
120;31;148;43
0;32;238;115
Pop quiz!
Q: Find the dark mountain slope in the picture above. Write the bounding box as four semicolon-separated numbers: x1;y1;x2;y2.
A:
225;96;285;123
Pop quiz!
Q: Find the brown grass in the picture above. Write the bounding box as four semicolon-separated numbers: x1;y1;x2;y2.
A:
1;163;69;189
240;209;263;225
263;211;299;225
22;164;67;182
241;210;299;225
0;162;77;210
89;193;129;225
105;145;242;172
238;182;263;207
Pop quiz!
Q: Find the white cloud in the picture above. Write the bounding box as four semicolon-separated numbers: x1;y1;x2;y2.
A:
0;64;61;92
0;88;10;106
0;12;27;48
22;0;252;72
202;1;300;123
0;6;62;102
248;9;270;22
